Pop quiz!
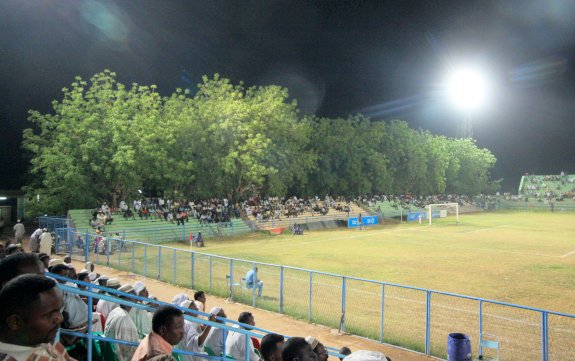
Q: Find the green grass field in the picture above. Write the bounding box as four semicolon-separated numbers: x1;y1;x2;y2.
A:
86;211;575;360
165;211;575;314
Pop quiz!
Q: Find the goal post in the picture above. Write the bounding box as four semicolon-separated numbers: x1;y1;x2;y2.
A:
426;203;459;225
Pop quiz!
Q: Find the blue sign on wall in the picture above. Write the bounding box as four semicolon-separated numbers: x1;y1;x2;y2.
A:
407;212;427;221
348;215;378;228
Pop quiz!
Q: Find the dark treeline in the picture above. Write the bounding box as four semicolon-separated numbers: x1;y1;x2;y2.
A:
22;71;498;215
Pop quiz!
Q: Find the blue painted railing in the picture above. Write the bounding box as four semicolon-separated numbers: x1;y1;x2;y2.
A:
51;273;345;360
55;227;575;361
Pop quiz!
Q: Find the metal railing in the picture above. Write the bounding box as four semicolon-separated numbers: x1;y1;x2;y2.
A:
38;216;72;231
51;273;345;360
56;228;575;361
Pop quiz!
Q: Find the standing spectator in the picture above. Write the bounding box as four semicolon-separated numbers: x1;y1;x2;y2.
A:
132;306;185;361
39;228;53;256
12;219;25;246
0;274;75;361
29;227;43;253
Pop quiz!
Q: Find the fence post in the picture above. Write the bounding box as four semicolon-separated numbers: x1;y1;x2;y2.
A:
309;271;313;321
541;311;549;361
158;246;162;280
131;242;135;273
191;253;195;289
425;291;431;355
279;266;284;314
209;255;212;292
84;230;89;263
252;264;257;307
380;284;385;343
341;276;347;332
173;249;177;284
478;300;483;356
230;259;235;301
87;283;94;361
143;244;147;277
68;229;73;259
118;238;122;269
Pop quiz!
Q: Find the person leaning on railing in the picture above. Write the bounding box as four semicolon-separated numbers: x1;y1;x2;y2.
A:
132;306;185;361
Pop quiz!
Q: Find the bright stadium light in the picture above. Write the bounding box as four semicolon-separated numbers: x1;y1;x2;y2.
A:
446;66;488;111
444;65;491;138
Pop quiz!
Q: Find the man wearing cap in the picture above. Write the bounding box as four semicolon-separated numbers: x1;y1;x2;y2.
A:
203;307;227;356
104;284;139;361
177;300;217;361
130;281;153;338
96;278;121;323
225;312;260;361
12;220;25;247
39;228;53;256
305;337;328;361
0;274;75;361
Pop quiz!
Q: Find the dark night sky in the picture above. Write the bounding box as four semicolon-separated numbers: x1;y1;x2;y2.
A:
1;0;575;192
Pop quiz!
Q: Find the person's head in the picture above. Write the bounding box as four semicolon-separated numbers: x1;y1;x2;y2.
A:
180;299;198;316
77;272;89;284
261;333;284;361
0;274;64;346
6;244;23;255
134;281;148;298
282;337;318;361
338;347;352;361
63;256;71;264
194;290;206;304
152;306;185;345
315;343;328;361
238;311;255;327
38;253;50;269
118;284;136;311
51;264;70;282
0;253;44;290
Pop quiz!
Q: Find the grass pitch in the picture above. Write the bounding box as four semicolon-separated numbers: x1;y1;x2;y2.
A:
167;211;575;314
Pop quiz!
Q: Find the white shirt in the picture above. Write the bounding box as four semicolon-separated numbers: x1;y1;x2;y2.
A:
129;307;153;339
97;299;119;319
204;327;226;356
177;320;205;361
104;307;139;361
63;290;89;329
225;325;260;361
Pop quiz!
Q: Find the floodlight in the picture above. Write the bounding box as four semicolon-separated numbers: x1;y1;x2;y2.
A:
0;197;6;200
446;67;488;111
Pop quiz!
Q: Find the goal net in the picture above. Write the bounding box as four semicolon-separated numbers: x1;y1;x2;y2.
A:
426;203;459;225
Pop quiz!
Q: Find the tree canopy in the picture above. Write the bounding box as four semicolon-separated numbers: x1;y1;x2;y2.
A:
23;70;499;215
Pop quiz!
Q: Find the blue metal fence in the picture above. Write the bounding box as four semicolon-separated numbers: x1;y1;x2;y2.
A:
38;216;72;231
52;273;345;360
56;227;575;361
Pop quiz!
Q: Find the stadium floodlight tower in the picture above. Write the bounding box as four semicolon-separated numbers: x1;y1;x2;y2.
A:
445;66;489;138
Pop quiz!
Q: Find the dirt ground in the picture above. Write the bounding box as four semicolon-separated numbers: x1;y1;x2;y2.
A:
70;260;437;361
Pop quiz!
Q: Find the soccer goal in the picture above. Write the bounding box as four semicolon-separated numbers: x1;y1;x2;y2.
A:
426;203;459;225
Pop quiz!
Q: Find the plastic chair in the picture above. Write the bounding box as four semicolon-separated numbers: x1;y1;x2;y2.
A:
474;334;499;361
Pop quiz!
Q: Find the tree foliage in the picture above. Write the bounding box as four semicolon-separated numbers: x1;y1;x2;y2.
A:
22;71;499;215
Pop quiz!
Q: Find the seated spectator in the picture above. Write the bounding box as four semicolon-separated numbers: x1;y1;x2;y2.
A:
225;311;260;361
177;300;217;361
171;293;190;306
203;307;227;356
96;278;121;323
5;244;23;256
339;347;352;361
282;337;317;361
130;281;153;338
343;350;391;361
0;274;75;360
38;253;50;270
0;253;45;290
192;232;205;247
245;267;263;297
104;284;139;361
261;333;284;361
132;305;186;361
193;291;206;313
305;337;328;361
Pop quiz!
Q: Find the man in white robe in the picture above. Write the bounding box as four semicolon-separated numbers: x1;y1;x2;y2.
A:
204;307;227;356
104;284;139;361
225;312;260;361
129;281;153;338
177;300;217;361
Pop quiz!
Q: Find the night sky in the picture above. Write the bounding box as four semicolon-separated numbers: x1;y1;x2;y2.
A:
1;0;575;192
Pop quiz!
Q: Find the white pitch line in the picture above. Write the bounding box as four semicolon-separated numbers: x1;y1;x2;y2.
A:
560;249;575;258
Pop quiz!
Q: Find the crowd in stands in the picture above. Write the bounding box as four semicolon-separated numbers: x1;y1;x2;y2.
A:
520;174;575;201
0;234;390;361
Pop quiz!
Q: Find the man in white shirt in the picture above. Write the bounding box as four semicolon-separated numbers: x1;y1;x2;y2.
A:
225;312;260;361
177;300;217;361
204;307;227;356
129;281;153;338
96;278;121;323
